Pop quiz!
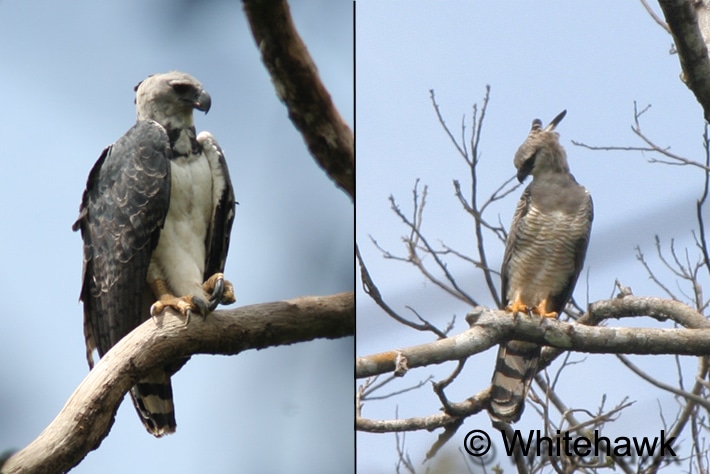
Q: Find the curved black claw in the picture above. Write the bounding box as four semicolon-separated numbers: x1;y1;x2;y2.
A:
193;295;209;319
207;277;224;312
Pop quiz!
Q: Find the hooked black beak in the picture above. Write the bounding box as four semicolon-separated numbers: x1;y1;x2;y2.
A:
517;157;535;183
194;90;211;113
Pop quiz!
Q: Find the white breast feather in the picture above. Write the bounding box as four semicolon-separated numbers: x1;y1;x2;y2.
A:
147;150;214;299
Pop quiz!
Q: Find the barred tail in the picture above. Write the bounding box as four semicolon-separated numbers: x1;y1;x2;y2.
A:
130;369;176;437
489;340;541;424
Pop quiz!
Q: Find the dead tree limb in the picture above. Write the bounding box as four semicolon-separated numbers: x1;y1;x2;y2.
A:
356;296;710;379
2;292;354;474
243;0;354;200
356;296;710;437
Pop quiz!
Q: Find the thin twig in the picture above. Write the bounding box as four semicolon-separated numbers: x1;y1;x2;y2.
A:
387;189;479;305
616;353;710;411
697;124;710;279
394;409;417;474
572;102;710;172
636;244;680;300
646;357;708;472
429;89;468;160
640;0;672;34
357;243;449;338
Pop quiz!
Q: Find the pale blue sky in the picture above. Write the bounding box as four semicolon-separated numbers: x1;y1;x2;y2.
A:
357;1;706;472
0;1;353;473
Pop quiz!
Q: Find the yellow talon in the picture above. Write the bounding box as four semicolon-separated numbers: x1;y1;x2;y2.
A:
531;299;558;318
505;298;529;315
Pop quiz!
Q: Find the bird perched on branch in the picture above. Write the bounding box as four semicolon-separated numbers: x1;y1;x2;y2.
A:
73;71;236;436
489;110;593;425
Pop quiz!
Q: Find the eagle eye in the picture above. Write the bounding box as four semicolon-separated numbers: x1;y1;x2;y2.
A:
171;83;192;95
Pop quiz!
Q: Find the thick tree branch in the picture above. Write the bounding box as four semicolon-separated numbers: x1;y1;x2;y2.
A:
357;297;710;437
2;292;353;474
356;297;710;379
658;0;710;122
586;295;710;328
242;0;354;200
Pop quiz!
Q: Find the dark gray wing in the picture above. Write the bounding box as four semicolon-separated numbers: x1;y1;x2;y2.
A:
545;186;593;315
200;133;236;279
73;120;171;367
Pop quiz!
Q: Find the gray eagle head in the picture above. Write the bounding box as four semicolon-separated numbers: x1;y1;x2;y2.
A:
134;71;211;129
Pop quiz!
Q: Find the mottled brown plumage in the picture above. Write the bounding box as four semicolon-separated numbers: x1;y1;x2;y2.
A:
489;110;593;424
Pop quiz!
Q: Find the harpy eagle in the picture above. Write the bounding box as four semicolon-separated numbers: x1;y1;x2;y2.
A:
73;71;236;436
489;110;593;425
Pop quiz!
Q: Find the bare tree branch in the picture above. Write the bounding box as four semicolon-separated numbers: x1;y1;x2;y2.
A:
572;101;710;172
616;353;710;410
357;295;710;460
356;297;710;379
2;293;353;474
394;423;417;474
387;186;479;306
356;244;450;338
586;294;710;328
534;374;636;474
367;183;479;308
430;87;503;307
429;89;468;160
242;0;354;200
357;389;490;433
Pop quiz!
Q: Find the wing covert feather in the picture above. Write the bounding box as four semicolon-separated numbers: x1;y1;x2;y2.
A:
74;120;171;365
199;132;235;279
